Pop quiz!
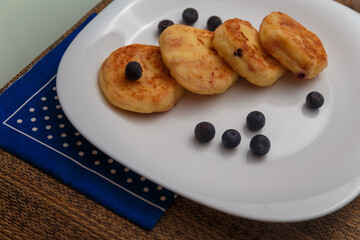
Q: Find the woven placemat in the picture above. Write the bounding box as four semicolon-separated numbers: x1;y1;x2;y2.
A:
1;149;360;239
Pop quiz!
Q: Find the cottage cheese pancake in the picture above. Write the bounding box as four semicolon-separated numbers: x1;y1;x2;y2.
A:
159;24;238;95
99;44;185;113
259;11;328;80
213;18;286;87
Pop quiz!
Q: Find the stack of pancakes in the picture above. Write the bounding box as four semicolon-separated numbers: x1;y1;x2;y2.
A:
99;11;327;113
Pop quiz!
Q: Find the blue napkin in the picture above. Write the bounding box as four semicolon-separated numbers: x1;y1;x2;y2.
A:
0;13;176;230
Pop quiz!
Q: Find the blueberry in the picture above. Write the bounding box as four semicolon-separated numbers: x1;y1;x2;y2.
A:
246;111;265;131
222;129;241;148
194;122;215;142
207;16;222;31
234;48;242;57
306;91;324;109
250;134;271;156
182;8;198;25
158;19;174;34
297;73;306;79
125;61;142;81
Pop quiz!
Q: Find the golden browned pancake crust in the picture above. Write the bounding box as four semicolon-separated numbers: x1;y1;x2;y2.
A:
259;11;328;79
99;44;185;113
213;18;286;87
159;24;238;95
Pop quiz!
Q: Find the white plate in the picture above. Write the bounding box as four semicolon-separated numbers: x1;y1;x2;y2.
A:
57;0;360;221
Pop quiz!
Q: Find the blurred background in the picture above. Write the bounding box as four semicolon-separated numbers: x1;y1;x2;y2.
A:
0;0;101;88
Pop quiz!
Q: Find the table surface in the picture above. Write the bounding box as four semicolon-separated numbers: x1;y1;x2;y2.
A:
1;1;360;239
